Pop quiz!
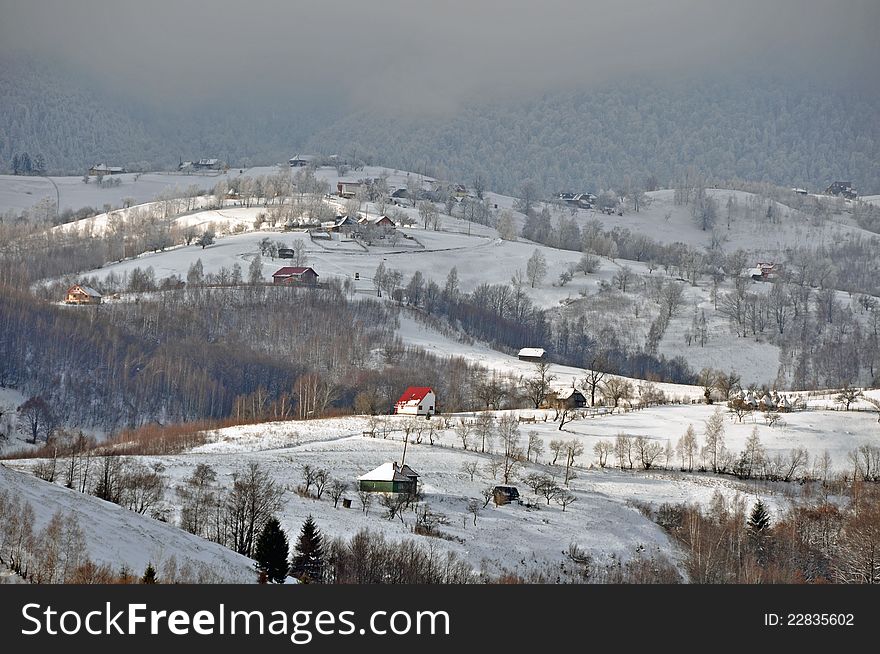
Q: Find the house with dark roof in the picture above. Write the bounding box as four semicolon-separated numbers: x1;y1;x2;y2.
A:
272;266;319;286
546;387;588;410
89;164;126;176
65;284;103;305
394;386;436;416
825;181;857;200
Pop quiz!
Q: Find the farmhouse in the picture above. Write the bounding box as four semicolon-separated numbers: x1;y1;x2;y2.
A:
825;181;857;200
358;214;394;228
65;284;103;305
357;462;419;494
89;164;126;176
394;386;436;416
272;266;319;285
546;387;588;410
288;155;313;167
194;158;223;171
518;347;546;362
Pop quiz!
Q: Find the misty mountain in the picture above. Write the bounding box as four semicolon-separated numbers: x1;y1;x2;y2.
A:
306;76;880;196
3;58;878;196
0;57;339;174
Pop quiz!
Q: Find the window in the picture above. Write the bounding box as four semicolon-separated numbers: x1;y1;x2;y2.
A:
418;405;423;410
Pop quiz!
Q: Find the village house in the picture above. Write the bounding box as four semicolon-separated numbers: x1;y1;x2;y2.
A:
357;214;394;228
545;387;588;410
194;158;223;171
271;266;319;286
394;386;436;416
518;347;546;362
65;284;103;305
89;164;126;176
288;154;313;167
825;181;857;200
357;462;419;494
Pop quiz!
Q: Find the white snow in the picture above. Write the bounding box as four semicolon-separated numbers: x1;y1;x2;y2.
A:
0;463;257;582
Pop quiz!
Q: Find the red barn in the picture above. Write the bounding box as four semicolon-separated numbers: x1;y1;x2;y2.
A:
272;266;319;286
394;386;436;416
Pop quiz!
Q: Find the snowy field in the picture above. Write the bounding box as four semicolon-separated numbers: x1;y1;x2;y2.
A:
5;393;878;579
0;164;436;215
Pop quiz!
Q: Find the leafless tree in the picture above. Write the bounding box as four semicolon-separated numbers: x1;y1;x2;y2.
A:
836;385;863;411
613;266;634;292
523;360;556;409
314;468;330;499
357;489;373;515
615;434;634;470
549;438;565;465
526;431;544;463
483;459;502;480
225;462;283;557
526;249;547;288
539;478;562;505
703;409;726;473
467;499;481;526
461;461;479;482
454;418;472;450
602;378;633;409
480;486;494;508
562;440;584;485
556;491;577;512
328;479;348;508
580;357;607;407
593;440;613;468
474;414;494;453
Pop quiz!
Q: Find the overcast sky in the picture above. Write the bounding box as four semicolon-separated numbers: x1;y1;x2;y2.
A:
2;0;878;111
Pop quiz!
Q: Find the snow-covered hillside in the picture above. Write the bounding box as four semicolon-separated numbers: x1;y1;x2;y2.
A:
0;463;257;582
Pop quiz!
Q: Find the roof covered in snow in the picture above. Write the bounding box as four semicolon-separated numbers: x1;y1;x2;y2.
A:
518;347;546;358
357;462;414;482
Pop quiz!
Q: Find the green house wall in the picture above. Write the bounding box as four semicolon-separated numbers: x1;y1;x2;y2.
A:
358;480;416;493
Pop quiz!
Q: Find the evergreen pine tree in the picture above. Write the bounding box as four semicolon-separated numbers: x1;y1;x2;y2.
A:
254;517;290;584
141;562;157;584
290;515;325;583
747;500;772;565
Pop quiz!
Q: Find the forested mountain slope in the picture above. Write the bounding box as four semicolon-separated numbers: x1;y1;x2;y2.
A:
3;57;878;196
306;76;880;195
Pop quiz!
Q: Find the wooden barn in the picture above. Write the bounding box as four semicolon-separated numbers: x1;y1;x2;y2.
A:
546;387;588;410
518;347;546;362
357;462;419;494
65;284;103;305
272;266;319;286
492;485;521;506
394;386;436;416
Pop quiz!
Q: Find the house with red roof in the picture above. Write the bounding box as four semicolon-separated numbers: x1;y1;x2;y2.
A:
272;266;319;286
394;386;436;416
